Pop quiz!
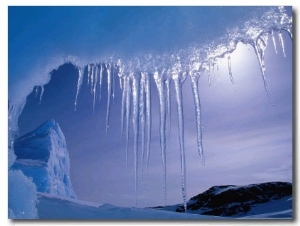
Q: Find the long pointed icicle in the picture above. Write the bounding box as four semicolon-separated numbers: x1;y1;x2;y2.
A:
139;72;146;182
90;65;95;94
173;71;187;212
117;59;124;90
165;77;171;144
190;74;205;166
99;64;103;101
93;65;99;113
87;64;91;85
112;65;116;104
278;30;286;57
271;30;278;54
74;67;84;111
254;34;272;101
207;67;212;90
121;77;126;136
119;76;123;90
145;73;151;173
154;70;167;205
125;76;132;170
106;64;112;133
131;73;140;206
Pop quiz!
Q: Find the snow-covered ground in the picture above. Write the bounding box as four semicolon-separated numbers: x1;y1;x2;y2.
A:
238;196;292;219
36;192;221;220
36;192;292;220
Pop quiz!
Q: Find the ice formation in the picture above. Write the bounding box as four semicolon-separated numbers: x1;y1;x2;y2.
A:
8;170;39;219
10;119;77;199
8;6;292;216
71;6;292;211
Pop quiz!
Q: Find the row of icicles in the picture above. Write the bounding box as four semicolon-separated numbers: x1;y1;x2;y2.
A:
33;27;289;212
74;59;207;211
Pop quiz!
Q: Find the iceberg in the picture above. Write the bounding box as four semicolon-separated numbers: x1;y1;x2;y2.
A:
11;119;76;199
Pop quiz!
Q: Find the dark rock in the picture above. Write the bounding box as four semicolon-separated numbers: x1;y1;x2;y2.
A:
155;182;292;217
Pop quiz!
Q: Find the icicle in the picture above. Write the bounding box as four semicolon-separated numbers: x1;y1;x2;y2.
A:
92;65;99;113
165;77;171;144
227;55;235;89
106;64;112;133
145;73;151;173
172;70;187;212
125;76;132;170
39;86;44;105
278;30;286;57
119;77;123;89
271;30;278;54
190;73;205;166
254;34;272;101
74;67;84;111
121;77;126;136
118;61;126;136
99;64;103;101
131;73;140;205
112;65;116;104
87;64;91;85
153;70;167;205
116;59;124;90
206;63;212;89
90;65;95;94
139;72;146;182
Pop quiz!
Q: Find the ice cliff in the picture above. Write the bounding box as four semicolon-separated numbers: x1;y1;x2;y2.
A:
11;119;77;199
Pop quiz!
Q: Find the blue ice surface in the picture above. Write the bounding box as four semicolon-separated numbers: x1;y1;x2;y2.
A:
11;119;77;199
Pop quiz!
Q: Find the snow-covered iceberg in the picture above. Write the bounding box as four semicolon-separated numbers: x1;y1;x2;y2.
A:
11;119;76;199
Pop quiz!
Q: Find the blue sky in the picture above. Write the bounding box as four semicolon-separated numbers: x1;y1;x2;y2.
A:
9;6;292;208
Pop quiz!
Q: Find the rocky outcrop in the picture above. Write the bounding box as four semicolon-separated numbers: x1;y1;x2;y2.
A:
154;182;292;217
